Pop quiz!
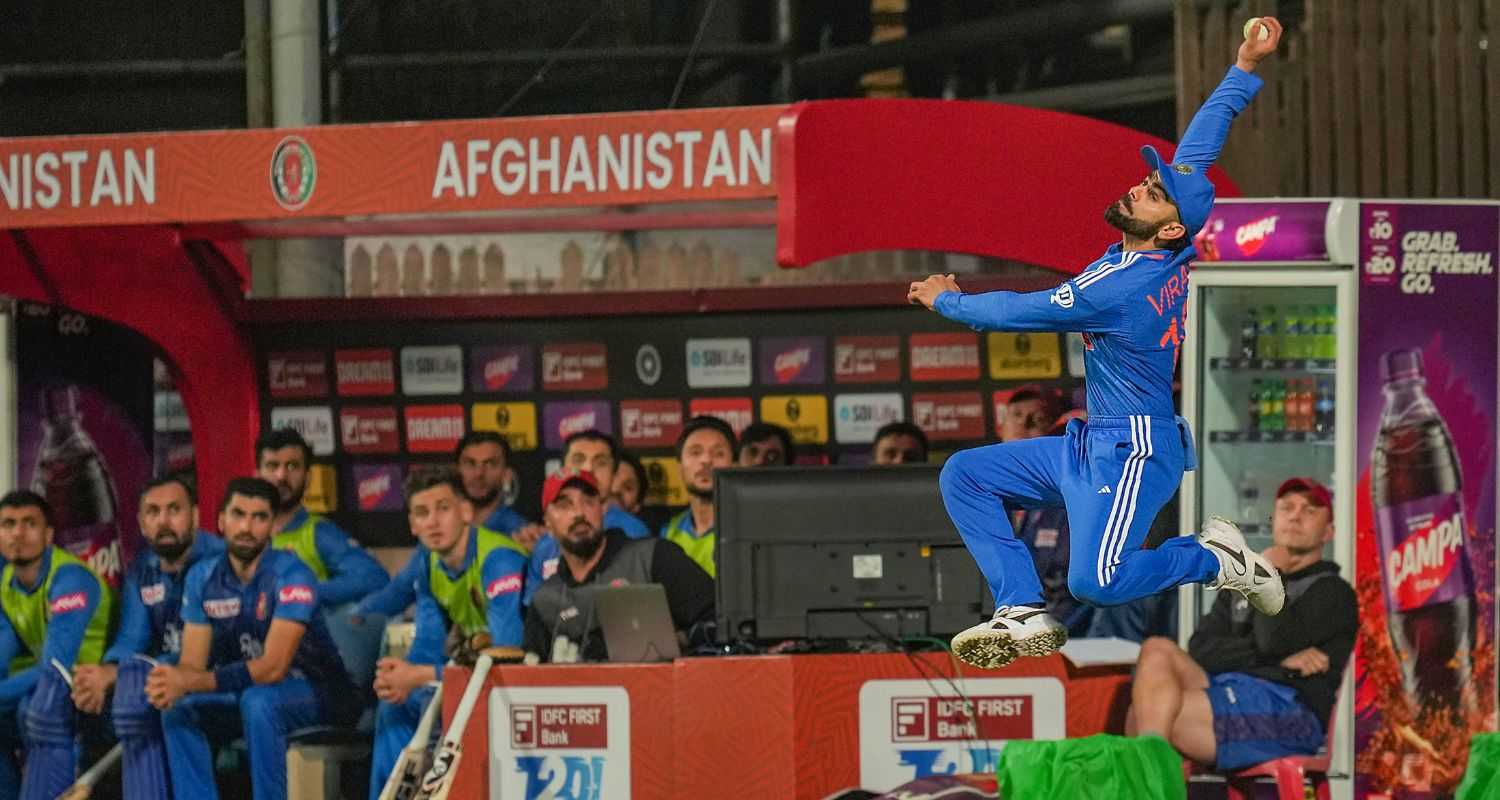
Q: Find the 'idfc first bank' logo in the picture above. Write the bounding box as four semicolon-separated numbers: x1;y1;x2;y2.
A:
492;688;628;800
270;136;316;211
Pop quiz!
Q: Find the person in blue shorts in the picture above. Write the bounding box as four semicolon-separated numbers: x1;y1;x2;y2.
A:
908;18;1288;668
1126;477;1355;771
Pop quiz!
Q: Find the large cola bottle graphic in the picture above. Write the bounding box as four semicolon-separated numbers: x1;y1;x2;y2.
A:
29;386;122;580
1372;349;1474;716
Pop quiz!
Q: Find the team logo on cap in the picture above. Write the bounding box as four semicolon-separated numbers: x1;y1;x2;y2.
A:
270;135;317;210
1173;164;1194;175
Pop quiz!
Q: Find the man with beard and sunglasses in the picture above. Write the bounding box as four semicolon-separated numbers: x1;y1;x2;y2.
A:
524;472;713;664
908;20;1288;670
257;428;388;610
0;491;114;800
151;478;355;800
69;476;224;799
367;470;528;800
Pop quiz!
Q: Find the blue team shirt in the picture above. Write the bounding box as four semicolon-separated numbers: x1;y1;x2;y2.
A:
181;548;349;690
522;506;650;606
0;549;105;703
404;527;528;678
279;507;389;608
105;532;225;664
935;67;1263;420
354;503;531;618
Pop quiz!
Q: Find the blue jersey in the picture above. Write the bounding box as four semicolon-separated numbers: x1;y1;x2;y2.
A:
523;507;650;606
935;66;1263;420
181;548;349;691
0;549;108;703
484;504;528;535
405;528;528;678
105;532;225;664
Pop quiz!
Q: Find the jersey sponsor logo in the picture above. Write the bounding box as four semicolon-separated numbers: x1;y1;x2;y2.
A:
278;585;315;605
1049;284;1075;309
140;583;166;605
204;597;242;619
49;591;88;614
487;573;524;598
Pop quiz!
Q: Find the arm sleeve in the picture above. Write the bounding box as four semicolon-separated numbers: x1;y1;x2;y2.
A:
523;604;551;663
39;565;104;670
180;562;208;625
355;549;423;617
104;573;152;663
649;540;716;632
1186;592;1263;674
271;565;319;625
0;613;34;704
523;536;559;607
933;280;1118;334
1171;66;1265;170
311;522;390;607
488;506;528;535
404;565;448;668
482;550;527;648
1253;579;1360;662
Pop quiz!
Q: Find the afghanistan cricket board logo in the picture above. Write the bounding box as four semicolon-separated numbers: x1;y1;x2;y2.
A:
270;135;316;210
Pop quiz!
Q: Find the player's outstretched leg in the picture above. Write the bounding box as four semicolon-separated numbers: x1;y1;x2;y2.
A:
1197;517;1285;615
938;438;1070;669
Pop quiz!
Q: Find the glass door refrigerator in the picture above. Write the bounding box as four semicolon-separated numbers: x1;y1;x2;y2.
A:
1178;199;1360;799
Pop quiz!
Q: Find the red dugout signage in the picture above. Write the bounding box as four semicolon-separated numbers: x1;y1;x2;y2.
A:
0;106;782;229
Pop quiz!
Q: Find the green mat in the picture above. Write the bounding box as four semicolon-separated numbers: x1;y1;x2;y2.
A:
1458;733;1500;799
997;734;1186;800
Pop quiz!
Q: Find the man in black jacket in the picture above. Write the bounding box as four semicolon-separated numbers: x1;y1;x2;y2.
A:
1125;477;1356;771
523;471;715;663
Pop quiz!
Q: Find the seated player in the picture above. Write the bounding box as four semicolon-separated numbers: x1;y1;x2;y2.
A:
0;490;114;800
367;470;528;800
71;476;224;798
257;428;389;609
150;478;356;800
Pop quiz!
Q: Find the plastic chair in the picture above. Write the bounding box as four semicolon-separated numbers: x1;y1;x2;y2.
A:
1184;697;1338;800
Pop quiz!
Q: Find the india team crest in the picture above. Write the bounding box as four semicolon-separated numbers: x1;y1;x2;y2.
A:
270;135;316;210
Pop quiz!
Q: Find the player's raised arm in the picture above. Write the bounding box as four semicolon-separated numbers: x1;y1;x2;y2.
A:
1171;16;1282;172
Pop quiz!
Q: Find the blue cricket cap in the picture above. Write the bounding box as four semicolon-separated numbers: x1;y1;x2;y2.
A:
1139;145;1214;238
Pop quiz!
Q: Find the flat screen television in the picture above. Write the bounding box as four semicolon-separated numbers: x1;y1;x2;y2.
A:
714;465;994;642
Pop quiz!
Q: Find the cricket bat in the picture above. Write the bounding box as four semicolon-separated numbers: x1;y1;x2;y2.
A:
414;649;506;800
377;683;444;800
56;743;123;800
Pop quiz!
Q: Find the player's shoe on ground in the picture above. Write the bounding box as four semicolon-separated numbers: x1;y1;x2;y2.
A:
951;605;1068;669
1198;516;1285;615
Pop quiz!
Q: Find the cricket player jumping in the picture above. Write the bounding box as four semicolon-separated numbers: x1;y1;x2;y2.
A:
909;17;1288;669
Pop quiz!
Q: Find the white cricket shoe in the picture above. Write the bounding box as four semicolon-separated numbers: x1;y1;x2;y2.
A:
951;605;1068;669
1198;516;1286;615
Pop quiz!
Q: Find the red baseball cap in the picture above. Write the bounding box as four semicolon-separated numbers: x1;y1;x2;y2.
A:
1277;477;1332;507
541;470;600;509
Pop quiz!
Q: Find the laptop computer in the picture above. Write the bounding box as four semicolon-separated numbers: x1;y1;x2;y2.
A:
594;584;682;663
